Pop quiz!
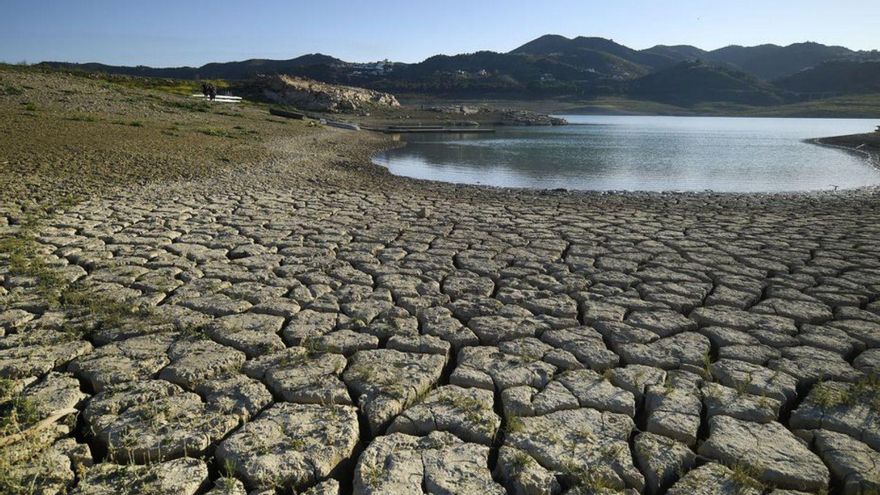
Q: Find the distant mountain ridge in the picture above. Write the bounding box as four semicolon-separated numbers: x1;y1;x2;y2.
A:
37;35;880;106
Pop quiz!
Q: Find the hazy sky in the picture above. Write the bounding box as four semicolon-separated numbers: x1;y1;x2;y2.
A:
3;0;878;66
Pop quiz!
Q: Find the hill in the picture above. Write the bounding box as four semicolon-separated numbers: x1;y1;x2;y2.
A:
627;61;784;106
40;53;345;80
775;61;880;95
705;42;857;80
34;34;880;109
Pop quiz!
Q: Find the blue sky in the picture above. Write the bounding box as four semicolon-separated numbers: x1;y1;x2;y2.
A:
2;0;878;66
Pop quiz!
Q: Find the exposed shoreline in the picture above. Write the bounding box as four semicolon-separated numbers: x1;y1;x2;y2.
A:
365;126;880;198
811;132;880;169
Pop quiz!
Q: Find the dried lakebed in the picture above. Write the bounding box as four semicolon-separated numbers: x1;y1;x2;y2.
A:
2;134;880;494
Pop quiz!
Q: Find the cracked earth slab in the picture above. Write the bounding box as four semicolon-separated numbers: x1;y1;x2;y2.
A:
4;72;880;494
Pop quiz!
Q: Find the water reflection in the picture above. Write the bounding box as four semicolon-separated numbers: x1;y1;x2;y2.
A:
373;116;880;192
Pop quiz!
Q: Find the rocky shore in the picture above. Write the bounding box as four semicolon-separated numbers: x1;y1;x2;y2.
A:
1;67;880;494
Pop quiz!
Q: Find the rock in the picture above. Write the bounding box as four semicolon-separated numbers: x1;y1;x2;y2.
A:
72;457;208;495
180;294;252;317
418;306;478;349
310;329;378;356
690;306;797;335
468;315;543;344
504;408;643;491
633;432;696;494
257;75;400;113
242;347;351;405
387;385;500;445
667;463;762;495
0;309;35;331
353;431;505;495
83;380;239;463
216;402;359;490
343;348;445;435
829;319;880;348
814;429;880;495
501;381;579;418
698;416;830;491
701;382;781;423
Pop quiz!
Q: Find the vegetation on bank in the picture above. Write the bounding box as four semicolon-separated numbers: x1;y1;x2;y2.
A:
29;34;880;114
11;61;879;119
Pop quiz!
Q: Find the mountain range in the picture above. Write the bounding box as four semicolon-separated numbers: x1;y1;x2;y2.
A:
38;35;880;107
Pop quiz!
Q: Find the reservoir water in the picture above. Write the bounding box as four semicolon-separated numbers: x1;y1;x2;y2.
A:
372;116;880;192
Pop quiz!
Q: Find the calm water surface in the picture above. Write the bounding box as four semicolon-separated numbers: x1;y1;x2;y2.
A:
372;116;880;192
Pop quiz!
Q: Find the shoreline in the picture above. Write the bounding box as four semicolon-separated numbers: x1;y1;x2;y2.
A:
811;133;880;169
365;128;880;199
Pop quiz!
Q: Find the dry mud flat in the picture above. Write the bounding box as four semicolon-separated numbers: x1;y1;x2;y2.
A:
2;71;880;495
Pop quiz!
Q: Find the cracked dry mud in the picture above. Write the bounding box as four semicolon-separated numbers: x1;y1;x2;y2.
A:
2;71;880;495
